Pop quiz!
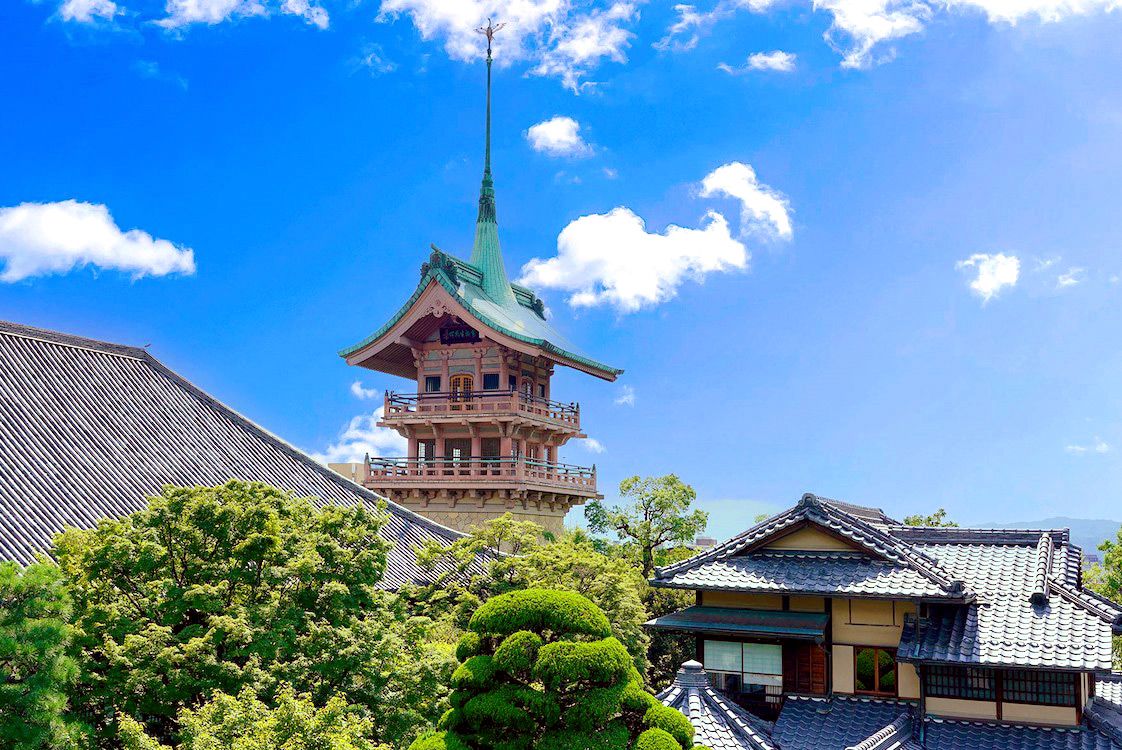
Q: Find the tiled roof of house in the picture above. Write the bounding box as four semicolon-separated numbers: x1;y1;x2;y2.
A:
1086;699;1122;746
923;717;1120;750
771;695;921;750
652;494;968;601
657;661;776;750
650;550;951;599
0;320;481;589
1099;675;1122;708
898;540;1122;671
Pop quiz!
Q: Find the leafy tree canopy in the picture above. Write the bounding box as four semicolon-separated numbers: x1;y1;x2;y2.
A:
902;508;958;527
55;481;451;747
409;589;699;750
119;686;389;750
585;476;708;579
0;560;86;750
1086;523;1122;668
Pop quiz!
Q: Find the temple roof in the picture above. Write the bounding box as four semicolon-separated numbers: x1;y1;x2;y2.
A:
0;319;480;589
340;28;620;381
657;661;776;750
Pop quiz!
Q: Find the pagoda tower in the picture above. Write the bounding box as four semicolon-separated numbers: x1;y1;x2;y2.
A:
336;22;622;536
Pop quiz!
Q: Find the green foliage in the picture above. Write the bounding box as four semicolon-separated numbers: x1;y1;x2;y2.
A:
119;686;388;750
0;560;86;750
409;589;687;750
1086;523;1122;669
493;630;543;675
634;728;682;750
455;631;482;662
902;509;958;527
584;475;708;579
56;481;453;747
642;704;694;747
407;733;470;750
470;589;611;639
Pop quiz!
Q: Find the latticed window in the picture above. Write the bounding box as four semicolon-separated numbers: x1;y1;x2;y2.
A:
854;647;896;696
1003;669;1078;707
923;665;996;701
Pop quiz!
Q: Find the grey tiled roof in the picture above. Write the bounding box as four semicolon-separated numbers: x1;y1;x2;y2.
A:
898;541;1120;670
1099;675;1122;708
657;661;776;750
0;320;480;588
1087;699;1122;746
653;494;966;600
652;550;950;599
771;695;918;750
922;717;1119;750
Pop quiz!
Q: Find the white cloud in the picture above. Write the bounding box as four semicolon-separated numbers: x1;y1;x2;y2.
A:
614;384;636;406
579;437;606;453
1056;267;1085;289
718;50;797;73
313;406;408;464
1065;438;1110;455
350;381;380;400
59;0;119;22
526;116;594;158
376;0;640;91
356;43;398;75
700;161;793;240
518;162;789;312
0;200;195;283
655;3;730;51
955;253;1020;303
156;0;328;29
520;208;747;312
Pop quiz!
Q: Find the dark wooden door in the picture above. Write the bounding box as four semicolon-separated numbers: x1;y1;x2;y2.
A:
783;642;827;695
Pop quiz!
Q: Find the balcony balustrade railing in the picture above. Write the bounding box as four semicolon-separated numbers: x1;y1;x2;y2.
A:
382;390;580;428
366;455;596;491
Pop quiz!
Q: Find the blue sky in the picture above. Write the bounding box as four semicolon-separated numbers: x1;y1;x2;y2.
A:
4;0;1122;540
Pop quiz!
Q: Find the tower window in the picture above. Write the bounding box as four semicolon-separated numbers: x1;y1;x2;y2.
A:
425;376;441;393
483;373;499;390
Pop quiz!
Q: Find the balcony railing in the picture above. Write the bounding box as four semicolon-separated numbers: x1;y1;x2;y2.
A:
383;390;580;428
365;455;596;491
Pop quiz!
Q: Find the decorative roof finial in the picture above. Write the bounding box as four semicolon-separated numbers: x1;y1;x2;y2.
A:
469;18;517;305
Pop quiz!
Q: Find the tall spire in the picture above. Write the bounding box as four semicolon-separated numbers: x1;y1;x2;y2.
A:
470;19;516;305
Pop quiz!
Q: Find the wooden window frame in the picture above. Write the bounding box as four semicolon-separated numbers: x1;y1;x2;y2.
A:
853;646;898;698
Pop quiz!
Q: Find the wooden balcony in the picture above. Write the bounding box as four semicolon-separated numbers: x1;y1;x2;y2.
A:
364;455;597;495
381;390;581;431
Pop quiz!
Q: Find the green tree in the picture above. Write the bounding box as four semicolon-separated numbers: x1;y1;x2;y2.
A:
0;561;86;750
55;481;450;747
119;686;389;750
409;589;700;750
410;517;651;676
1086;524;1122;668
902;509;958;527
585;476;709;579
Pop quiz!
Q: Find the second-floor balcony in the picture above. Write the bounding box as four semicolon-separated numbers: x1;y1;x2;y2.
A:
364;455;597;494
382;390;581;430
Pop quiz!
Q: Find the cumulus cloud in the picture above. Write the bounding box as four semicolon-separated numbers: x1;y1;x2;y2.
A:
59;0;120;22
700;161;793;240
956;253;1020;303
518;162;790;312
1065;438;1110;455
157;0;328;29
718;50;797;73
519;208;747;312
614;384;636;406
0;200;195;283
350;381;380;400
312;407;408;464
526;116;594;158
377;0;639;91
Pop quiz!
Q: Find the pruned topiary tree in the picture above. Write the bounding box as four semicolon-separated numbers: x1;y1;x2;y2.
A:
408;589;702;750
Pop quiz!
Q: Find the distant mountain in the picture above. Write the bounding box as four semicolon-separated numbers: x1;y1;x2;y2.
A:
977;517;1121;560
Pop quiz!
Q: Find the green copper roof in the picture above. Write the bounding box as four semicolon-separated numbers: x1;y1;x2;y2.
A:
339;248;622;378
339;30;621;379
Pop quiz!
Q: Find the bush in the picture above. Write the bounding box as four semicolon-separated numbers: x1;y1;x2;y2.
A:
456;631;483;661
469;589;611;638
634;728;682;750
451;655;496;691
533;637;633;690
643;704;695;747
494;630;543;674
